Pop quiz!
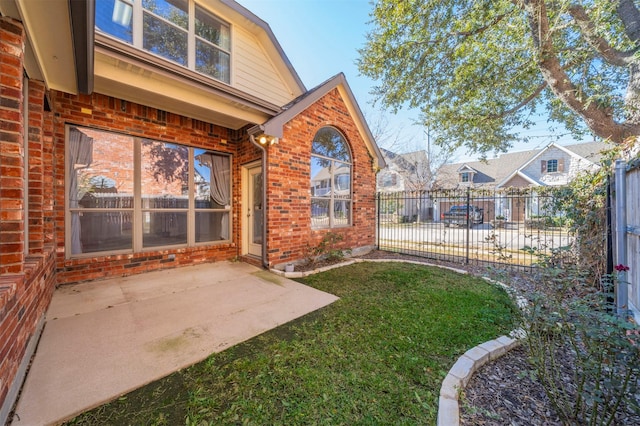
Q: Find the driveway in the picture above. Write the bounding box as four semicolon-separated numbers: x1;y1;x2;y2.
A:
10;261;338;425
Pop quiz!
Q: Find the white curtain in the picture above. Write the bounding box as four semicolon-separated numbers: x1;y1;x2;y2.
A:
201;153;230;240
68;128;94;254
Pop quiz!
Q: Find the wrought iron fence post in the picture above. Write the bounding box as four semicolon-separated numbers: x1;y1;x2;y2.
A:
376;192;380;250
466;187;470;264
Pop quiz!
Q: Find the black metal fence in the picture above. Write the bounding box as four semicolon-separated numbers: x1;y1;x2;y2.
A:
376;188;574;269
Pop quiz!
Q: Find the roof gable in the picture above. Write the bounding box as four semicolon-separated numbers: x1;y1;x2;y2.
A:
249;73;386;169
456;164;477;173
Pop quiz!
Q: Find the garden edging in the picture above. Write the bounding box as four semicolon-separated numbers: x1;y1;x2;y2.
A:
437;334;521;426
269;258;469;278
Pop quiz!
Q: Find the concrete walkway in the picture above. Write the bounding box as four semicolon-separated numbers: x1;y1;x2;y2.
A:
11;261;338;426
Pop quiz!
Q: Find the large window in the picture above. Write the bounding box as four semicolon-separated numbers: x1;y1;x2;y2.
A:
310;127;352;228
96;0;231;83
66;126;231;257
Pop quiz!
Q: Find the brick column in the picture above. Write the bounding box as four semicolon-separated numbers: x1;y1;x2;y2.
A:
0;17;25;274
27;81;45;254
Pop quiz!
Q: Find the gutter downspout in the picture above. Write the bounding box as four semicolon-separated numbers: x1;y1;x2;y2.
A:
249;134;269;269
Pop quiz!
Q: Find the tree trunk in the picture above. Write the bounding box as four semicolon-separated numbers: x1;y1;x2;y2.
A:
625;61;640;128
524;0;640;143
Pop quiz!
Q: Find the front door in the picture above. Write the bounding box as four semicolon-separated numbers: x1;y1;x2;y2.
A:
247;165;263;257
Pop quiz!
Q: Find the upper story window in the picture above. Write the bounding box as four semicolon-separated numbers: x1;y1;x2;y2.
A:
460;172;471;183
310;127;352;229
541;158;564;174
96;0;231;83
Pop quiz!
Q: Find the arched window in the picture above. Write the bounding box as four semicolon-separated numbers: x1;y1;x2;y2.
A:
310;127;352;228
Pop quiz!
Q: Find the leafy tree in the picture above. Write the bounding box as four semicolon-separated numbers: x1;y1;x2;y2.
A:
358;0;640;155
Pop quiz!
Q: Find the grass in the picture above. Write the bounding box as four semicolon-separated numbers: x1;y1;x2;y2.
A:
66;262;517;425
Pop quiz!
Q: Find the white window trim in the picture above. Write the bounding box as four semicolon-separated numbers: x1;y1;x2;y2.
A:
310;155;353;229
310;127;353;229
64;125;232;259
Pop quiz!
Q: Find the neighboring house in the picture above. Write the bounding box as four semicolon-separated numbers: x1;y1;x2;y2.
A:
0;1;385;420
432;141;608;222
377;149;430;192
434;141;607;189
377;149;433;222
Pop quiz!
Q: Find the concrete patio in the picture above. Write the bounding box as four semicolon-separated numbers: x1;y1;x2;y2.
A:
10;261;338;425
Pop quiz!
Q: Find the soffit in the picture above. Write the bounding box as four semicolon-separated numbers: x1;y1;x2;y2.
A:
94;47;275;129
0;0;78;93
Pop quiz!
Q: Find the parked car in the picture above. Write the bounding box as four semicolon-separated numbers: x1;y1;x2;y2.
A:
441;205;484;227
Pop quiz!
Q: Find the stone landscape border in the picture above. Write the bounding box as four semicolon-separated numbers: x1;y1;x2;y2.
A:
437;334;520;426
271;258;525;425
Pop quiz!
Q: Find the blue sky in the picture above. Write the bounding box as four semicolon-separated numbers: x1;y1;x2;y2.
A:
237;0;589;162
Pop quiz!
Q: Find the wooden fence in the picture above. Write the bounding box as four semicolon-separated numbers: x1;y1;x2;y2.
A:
614;159;640;320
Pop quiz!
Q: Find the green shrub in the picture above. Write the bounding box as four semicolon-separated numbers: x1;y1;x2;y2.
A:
304;232;348;266
524;289;640;425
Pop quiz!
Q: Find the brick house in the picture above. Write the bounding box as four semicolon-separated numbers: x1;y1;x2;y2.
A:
0;0;384;419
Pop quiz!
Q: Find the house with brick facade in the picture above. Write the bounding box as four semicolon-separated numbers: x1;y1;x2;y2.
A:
0;0;384;420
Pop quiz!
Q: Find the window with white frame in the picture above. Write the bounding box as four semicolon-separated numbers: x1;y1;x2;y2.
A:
95;0;231;83
460;172;471;183
546;159;558;173
66;126;231;257
310;127;352;228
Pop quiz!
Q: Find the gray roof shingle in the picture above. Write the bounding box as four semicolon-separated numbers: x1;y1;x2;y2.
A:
433;141;610;189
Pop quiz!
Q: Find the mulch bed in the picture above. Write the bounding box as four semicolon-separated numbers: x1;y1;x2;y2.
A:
459;345;563;425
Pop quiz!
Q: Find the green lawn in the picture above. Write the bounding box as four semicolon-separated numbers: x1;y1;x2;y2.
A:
67;262;517;425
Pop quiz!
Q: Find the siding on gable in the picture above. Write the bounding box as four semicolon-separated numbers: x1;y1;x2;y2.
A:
233;26;296;106
521;147;597;186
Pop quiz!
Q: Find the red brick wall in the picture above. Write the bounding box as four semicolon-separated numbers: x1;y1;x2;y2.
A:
265;88;377;267
43;102;55;246
27;81;46;255
0;17;58;417
0;17;25;274
0;251;56;410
